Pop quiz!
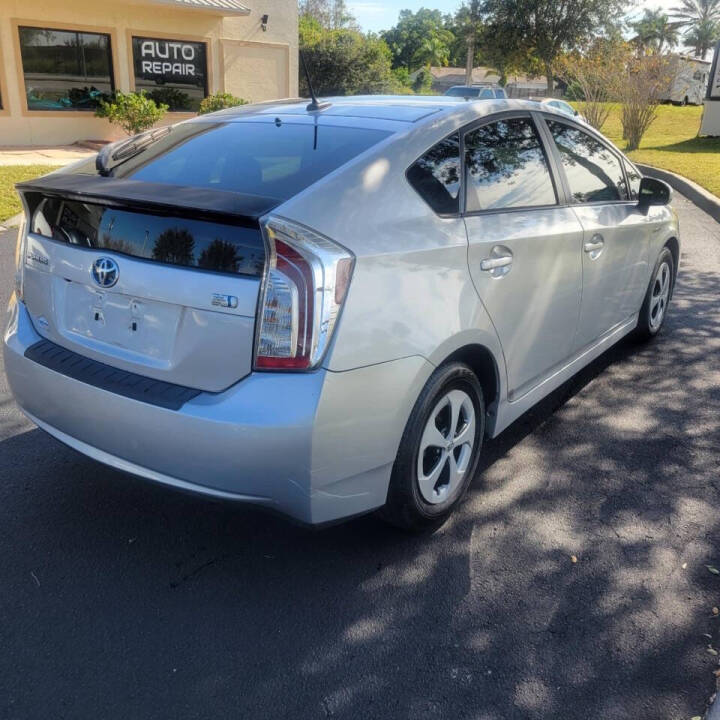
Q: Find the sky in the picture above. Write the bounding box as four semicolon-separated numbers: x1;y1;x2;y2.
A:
348;0;682;35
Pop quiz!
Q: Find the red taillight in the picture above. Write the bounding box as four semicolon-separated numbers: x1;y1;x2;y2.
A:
254;218;354;371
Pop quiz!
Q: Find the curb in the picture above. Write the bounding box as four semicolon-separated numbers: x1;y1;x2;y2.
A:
0;212;23;230
636;163;720;224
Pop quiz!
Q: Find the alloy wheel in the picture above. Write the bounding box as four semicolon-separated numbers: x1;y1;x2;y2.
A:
417;389;476;504
649;260;671;331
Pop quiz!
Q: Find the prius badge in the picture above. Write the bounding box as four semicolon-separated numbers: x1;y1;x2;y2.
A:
92;257;119;289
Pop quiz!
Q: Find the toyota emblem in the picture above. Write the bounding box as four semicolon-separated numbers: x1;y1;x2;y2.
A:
92;257;119;289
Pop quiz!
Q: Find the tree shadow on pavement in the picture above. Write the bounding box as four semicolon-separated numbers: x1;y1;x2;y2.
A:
1;265;719;720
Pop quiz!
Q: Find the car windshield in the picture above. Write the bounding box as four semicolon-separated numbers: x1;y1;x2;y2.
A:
445;87;480;97
68;120;392;201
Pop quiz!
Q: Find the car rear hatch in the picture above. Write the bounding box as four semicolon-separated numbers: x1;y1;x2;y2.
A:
14;116;395;394
17;173;275;393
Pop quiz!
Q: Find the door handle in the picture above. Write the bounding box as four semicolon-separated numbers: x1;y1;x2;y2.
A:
480;255;513;271
583;234;604;258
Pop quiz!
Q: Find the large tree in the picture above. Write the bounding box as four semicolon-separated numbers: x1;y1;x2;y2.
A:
631;9;682;53
299;0;357;30
382;8;454;71
299;16;395;95
671;0;720;57
481;0;629;91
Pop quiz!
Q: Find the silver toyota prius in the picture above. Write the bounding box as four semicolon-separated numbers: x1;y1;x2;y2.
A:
3;97;679;530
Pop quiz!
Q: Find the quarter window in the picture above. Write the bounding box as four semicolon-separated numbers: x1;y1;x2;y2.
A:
547;121;626;202
407;134;461;214
18;26;114;111
132;37;208;112
464;117;557;212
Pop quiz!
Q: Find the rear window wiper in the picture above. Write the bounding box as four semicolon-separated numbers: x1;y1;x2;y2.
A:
96;125;173;177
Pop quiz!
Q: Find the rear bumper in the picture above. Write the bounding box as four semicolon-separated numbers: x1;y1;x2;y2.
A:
4;298;432;524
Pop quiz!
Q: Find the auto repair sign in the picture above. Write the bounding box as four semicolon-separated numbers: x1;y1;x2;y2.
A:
133;37;207;82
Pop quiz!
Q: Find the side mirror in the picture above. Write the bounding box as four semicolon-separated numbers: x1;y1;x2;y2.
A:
638;176;672;207
573;109;579;116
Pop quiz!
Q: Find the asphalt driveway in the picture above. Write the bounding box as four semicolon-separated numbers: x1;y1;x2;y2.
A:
1;194;719;720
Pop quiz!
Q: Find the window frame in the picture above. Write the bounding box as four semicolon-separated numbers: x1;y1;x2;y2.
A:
460;110;565;217
127;29;211;115
622;156;643;200
13;20;118;117
538;113;637;207
404;109;642;219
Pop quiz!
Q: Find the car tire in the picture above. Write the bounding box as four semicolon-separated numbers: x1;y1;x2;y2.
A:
381;362;485;532
636;246;675;340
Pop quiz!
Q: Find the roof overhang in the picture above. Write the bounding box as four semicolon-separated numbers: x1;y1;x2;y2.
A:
134;0;251;15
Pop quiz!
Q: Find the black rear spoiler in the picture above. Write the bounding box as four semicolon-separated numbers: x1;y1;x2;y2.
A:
16;172;282;227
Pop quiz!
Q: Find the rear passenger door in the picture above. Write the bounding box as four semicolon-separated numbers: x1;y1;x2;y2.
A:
542;118;652;349
463;113;584;400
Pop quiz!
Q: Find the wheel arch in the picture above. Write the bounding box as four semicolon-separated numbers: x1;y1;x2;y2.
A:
664;236;680;295
430;339;505;437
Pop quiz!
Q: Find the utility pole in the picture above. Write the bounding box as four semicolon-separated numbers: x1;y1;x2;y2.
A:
464;0;481;86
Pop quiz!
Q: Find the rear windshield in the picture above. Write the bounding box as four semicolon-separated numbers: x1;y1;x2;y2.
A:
69;121;392;201
29;195;265;277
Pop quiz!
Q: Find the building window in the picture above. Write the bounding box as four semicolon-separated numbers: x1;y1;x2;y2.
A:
132;37;208;112
18;26;114;111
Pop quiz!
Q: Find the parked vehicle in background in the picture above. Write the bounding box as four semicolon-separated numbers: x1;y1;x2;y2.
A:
660;54;711;105
530;97;584;120
445;85;507;99
4;96;679;531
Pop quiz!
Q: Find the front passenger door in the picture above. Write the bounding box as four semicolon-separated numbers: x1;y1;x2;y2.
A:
463;114;584;400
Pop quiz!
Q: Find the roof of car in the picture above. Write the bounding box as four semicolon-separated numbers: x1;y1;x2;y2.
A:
196;95;558;130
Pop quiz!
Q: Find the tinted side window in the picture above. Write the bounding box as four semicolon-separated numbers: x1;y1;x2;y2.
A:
464;117;557;212
547;121;626;202
480;89;494;99
407;134;461;214
623;159;642;200
494;89;506;99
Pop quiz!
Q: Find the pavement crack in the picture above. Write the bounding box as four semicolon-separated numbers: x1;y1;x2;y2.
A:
170;555;228;589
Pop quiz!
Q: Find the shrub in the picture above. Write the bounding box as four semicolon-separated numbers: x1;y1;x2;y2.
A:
198;92;249;114
557;39;626;131
148;87;192;112
95;91;168;136
619;53;673;151
412;67;434;94
389;66;416;95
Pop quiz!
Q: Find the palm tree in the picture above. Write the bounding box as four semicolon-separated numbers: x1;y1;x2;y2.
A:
671;0;720;58
632;8;682;53
683;18;720;57
412;35;451;69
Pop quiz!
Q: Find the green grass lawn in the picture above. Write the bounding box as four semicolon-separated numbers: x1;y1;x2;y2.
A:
0;166;56;223
576;103;720;197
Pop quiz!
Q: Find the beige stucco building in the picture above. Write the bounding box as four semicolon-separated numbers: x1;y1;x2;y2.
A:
0;0;298;146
